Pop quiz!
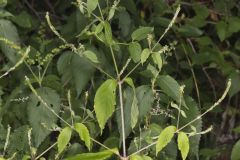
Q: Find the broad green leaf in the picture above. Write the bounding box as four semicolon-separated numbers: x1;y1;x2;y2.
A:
94;79;117;132
83;50;99;63
104;22;112;45
216;21;227;41
131;96;139;129
156;126;176;155
58;127;72;154
27;87;60;147
131;27;154;41
57;51;95;97
136;86;154;118
87;0;98;14
65;149;118;160
231;140;240;160
128;42;142;63
141;48;151;64
74;123;91;151
0;19;20;64
157;75;187;108
151;52;162;70
177;132;189;160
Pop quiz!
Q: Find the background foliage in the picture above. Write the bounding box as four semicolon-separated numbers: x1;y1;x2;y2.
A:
0;0;240;160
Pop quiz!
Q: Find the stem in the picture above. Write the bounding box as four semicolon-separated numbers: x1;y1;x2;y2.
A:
91;138;121;157
110;46;119;76
123;62;141;80
35;142;57;160
118;81;127;158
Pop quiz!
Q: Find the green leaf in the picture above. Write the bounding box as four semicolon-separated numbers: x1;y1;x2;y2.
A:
177;24;203;37
136;86;154;118
124;78;139;129
130;155;152;160
141;48;151;64
124;77;135;89
87;0;98;14
216;21;227;41
104;22;112;45
0;19;20;64
12;11;32;28
83;50;99;63
231;140;240;160
128;42;142;63
94;79;117;132
228;71;240;98
0;0;7;8
131;96;139;129
118;10;131;37
27;87;60;147
58;127;72;154
74;123;91;151
157;75;187;108
152;52;162;70
65;149;118;160
57;51;95;97
156;126;176;155
177;132;190;160
193;5;209;19
131;27;154;41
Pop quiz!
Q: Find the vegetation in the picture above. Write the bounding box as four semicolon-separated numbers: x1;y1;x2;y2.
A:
0;0;240;159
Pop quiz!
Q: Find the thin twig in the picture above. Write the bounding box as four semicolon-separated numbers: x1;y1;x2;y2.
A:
35;142;57;160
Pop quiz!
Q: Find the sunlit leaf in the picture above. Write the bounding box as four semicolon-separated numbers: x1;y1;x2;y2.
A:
178;132;190;160
141;48;151;64
156;126;176;155
57;127;72;154
74;123;91;151
94;79;117;132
